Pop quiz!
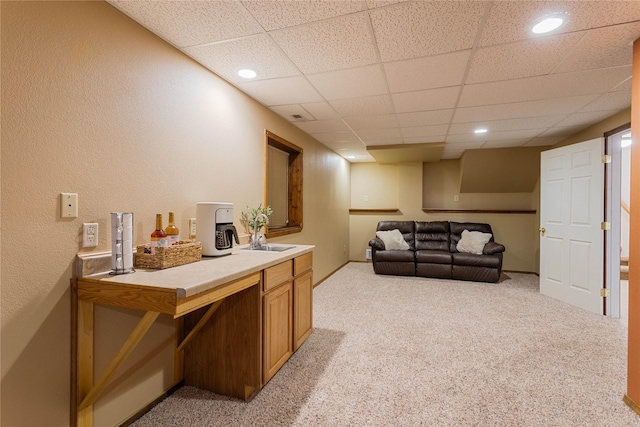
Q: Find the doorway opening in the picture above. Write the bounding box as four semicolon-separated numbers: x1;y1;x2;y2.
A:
605;124;631;323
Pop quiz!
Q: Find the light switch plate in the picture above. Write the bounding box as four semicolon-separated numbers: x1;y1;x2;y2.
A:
61;193;78;218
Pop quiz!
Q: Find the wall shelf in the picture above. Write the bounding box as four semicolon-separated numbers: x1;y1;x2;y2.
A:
349;208;400;214
422;209;537;214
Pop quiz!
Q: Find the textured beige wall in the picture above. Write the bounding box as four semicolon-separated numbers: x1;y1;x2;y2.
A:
1;2;349;426
350;163;399;209
350;160;540;273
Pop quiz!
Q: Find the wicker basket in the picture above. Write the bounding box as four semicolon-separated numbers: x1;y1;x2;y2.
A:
135;241;202;269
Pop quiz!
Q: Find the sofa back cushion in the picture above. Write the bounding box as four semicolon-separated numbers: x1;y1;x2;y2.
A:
415;221;450;251
376;221;415;250
449;222;494;253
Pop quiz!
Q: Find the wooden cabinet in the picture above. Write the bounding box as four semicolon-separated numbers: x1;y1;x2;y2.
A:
263;281;293;383
262;253;313;384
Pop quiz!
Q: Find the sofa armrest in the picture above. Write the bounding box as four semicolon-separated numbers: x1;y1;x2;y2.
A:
369;237;385;250
483;241;506;255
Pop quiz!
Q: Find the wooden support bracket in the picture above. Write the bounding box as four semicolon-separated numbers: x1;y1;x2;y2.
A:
177;299;223;352
78;311;160;411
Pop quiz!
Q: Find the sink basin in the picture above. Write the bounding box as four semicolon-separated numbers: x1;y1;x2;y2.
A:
241;245;295;252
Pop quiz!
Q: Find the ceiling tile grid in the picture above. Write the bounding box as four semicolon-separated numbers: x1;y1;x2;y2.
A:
106;0;640;162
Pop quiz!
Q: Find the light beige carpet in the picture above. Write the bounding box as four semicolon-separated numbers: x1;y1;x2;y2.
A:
132;262;640;426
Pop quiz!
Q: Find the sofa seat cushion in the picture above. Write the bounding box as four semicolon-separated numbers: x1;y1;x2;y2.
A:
374;249;415;263
416;250;452;264
452;252;501;269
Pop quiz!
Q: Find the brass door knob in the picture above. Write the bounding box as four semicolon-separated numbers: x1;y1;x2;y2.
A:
539;227;546;235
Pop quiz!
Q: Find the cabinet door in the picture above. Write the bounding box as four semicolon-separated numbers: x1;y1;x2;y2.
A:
293;270;313;351
263;281;293;384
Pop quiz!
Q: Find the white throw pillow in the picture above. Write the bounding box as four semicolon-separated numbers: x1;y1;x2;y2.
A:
457;229;492;254
376;229;410;250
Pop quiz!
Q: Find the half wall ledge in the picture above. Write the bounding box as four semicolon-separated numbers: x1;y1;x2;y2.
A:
422;209;537;214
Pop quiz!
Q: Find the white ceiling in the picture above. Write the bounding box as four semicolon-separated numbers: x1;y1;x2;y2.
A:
108;0;640;162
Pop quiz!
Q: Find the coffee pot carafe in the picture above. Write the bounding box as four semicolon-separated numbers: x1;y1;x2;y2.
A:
196;202;239;256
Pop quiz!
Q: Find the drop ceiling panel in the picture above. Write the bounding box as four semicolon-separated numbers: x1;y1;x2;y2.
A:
384;50;470;93
397;110;454;127
392;87;460;114
345;114;399;130
307;65;387;101
453;95;597;123
270;105;316;122
459;67;632;107
294;119;351;134
269;13;378;74
242;0;368;31
447;129;543;144
111;0;261;47
403;136;447;145
184;34;299;84
237;76;324;106
330;94;395;117
579;91;632;113
357;127;403;141
555;22;640;73
311;131;361;145
449;116;563;134
401;124;449;139
466;32;582;84
300;102;341;120
370;1;487;62
554;110;623;128
537;125;589;138
321;139;365;151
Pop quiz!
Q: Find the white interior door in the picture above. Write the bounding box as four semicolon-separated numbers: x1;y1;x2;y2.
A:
539;138;604;315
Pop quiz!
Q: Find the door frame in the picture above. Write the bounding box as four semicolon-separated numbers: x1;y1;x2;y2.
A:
604;123;631;318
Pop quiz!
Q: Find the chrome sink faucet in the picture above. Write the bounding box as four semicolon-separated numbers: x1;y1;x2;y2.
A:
252;213;269;249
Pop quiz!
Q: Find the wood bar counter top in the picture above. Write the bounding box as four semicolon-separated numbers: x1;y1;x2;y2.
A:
71;244;314;427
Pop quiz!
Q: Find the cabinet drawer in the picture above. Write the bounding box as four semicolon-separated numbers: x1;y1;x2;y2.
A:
294;252;313;277
263;260;292;292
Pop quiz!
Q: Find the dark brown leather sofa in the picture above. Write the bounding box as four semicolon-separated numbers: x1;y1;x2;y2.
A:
369;221;506;283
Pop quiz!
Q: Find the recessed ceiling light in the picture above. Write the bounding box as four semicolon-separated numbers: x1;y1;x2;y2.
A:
474;128;488;134
531;14;566;34
346;155;356;159
238;69;257;79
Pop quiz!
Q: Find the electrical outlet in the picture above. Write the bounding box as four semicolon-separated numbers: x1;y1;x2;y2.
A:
189;218;197;240
453;195;460;202
61;193;78;218
364;195;369;202
83;223;98;247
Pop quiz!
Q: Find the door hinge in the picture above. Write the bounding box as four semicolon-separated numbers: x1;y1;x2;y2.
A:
602;155;612;164
601;221;611;231
600;288;610;298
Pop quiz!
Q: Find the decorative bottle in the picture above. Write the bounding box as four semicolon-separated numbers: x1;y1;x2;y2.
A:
150;214;168;249
165;212;180;245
